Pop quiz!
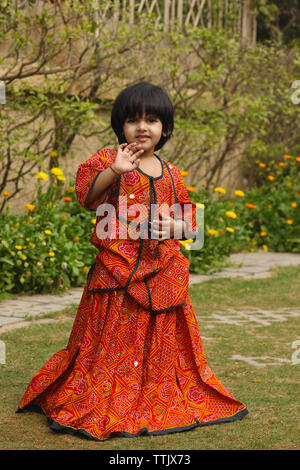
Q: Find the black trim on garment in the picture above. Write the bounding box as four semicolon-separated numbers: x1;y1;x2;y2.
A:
164;162;197;241
84;156;191;312
83;169;114;212
16;403;249;442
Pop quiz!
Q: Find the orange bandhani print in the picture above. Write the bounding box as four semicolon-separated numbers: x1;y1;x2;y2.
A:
17;149;248;441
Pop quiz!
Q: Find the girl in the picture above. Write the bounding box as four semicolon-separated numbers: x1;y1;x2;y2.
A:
17;82;248;441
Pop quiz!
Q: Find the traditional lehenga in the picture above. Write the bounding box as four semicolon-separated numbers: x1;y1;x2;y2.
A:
17;148;248;441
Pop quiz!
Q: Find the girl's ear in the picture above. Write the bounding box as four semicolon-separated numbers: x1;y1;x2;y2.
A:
162;131;167;137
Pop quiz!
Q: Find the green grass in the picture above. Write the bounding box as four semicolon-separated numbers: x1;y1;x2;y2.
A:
1;265;300;450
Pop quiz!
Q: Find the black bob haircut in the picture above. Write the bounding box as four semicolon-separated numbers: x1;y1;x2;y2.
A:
111;82;174;151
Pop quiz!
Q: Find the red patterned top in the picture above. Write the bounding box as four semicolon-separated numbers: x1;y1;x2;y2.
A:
75;149;198;313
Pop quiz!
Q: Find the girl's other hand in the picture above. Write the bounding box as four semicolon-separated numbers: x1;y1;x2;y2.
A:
111;143;144;175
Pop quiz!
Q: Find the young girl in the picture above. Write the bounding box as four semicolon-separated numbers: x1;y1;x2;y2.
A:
17;82;248;441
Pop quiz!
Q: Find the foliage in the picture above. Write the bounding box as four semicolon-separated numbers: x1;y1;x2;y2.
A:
1;1;300;213
180;154;300;273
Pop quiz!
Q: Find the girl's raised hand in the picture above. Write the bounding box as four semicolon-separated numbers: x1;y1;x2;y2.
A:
111;143;144;175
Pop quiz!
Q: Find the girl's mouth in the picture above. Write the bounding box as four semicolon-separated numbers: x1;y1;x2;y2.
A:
136;136;150;141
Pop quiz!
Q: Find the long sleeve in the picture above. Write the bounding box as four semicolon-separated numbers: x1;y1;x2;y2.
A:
75;149;116;211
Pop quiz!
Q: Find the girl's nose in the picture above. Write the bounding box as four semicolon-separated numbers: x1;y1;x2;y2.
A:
137;119;147;131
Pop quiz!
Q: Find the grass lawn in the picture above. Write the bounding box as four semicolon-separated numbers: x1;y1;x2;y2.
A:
0;265;300;450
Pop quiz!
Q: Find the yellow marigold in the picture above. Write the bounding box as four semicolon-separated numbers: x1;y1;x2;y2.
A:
226;227;234;233
214;187;226;194
296;157;300;162
245;203;257;209
83;266;90;274
288;181;293;186
234;190;245;197
15;245;23;250
3;190;10;197
186;186;195;192
291;202;297;208
179;240;192;250
36;172;49;181
201;182;206;187
260;231;267;236
225;211;237;219
50;167;63;176
263;245;268;252
63;197;72;202
284;154;291;159
92;219;96;224
220;228;225;234
267;175;275;181
286;219;293;225
68;186;75;193
207;229;219;236
50;150;58;157
180;170;189;176
56;175;66;182
48;251;55;257
44;230;52;235
267;204;272;208
25;204;35;211
195;203;205;209
278;162;285;167
21;254;27;260
259;163;266;168
29;242;35;247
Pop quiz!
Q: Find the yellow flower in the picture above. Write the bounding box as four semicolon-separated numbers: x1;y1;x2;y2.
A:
50;150;58;157
186;186;195;192
48;251;55;257
286;219;293;225
29;242;35;247
15;245;23;250
179;239;194;250
278;162;285;167
226;227;234;233
83;266;89;274
214;187;226;194
263;245;268;252
260;231;267;236
220;228;225;234
44;230;52;235
225;211;237;219
3;190;10;197
36;172;49;181
180;170;189;176
207;229;219;236
234;190;245;197
68;186;75;193
56;175;66;182
21;254;27;260
267;175;275;181
259;163;266;168
288;181;293;186
195;203;205;209
92;219;96;224
284;154;291;159
291;202;297;208
50;167;63;176
25;204;35;211
296;157;300;162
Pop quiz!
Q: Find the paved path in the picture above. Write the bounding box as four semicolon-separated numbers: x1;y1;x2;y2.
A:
1;251;300;333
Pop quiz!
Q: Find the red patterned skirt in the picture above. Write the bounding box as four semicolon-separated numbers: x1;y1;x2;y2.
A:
17;285;248;441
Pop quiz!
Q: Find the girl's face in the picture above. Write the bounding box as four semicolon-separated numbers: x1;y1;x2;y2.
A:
122;113;166;155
